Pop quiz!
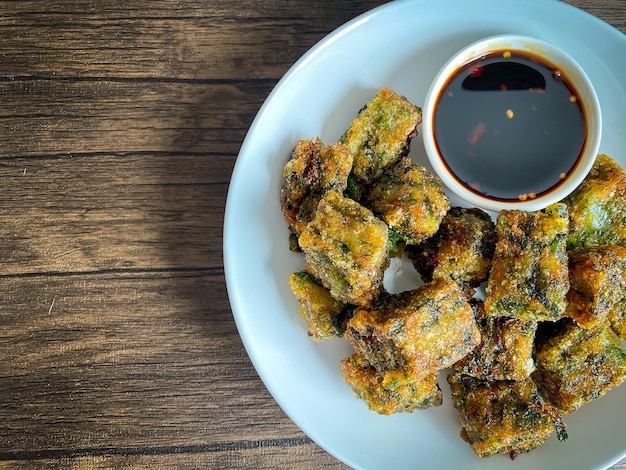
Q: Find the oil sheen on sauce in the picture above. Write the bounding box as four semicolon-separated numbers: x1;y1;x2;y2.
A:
433;50;586;202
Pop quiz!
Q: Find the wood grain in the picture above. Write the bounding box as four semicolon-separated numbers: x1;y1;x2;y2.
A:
0;442;342;470
0;80;270;157
1;272;262;448
0;0;623;469
0;153;230;273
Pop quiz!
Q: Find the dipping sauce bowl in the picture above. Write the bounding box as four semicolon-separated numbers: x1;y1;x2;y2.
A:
422;34;602;212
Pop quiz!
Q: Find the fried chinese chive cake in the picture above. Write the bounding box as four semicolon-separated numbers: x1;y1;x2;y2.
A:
448;372;567;459
484;203;569;322
364;157;450;246
608;298;626;340
562;154;626;250
280;138;353;241
289;271;353;341
344;279;480;378
340;353;442;415
565;245;626;330
407;207;496;295
298;191;389;307
454;301;537;381
340;88;422;186
533;318;626;414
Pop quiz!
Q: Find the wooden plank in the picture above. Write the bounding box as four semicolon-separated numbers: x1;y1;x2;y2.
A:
0;80;271;157
0;441;349;470
0;1;388;80
0;271;305;452
0;153;232;273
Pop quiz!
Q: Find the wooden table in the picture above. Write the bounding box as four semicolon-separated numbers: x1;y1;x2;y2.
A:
0;1;623;468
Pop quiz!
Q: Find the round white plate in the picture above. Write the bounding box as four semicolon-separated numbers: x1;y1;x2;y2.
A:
224;1;626;468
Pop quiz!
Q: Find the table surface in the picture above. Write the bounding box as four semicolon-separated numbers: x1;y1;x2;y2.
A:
0;1;624;468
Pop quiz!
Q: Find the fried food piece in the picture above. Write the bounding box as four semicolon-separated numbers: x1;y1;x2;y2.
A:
407;207;496;293
340;354;442;415
562;154;626;250
386;228;407;258
565;245;626;330
448;372;566;459
298;191;389;307
484;203;569;322
364;157;449;245
533;319;626;414
344;279;481;378
289;271;353;341
454;301;537;381
608;298;626;340
280;138;353;236
340;88;422;185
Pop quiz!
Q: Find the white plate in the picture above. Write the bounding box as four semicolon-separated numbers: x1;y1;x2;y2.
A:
224;0;626;468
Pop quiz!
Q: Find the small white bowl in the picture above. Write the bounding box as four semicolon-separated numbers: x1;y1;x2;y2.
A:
422;34;602;212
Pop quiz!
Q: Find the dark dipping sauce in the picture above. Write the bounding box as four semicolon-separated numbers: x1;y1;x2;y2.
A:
433;50;586;202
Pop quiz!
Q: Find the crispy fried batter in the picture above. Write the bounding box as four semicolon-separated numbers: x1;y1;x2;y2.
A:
454;301;537;381
289;271;352;341
565;245;626;330
365;157;449;245
485;203;569;322
608;298;626;340
298;191;389;307
533;319;626;414
407;207;495;293
563;154;626;250
340;88;422;185
340;353;442;415
280;138;353;237
448;372;563;459
344;279;481;378
282;86;626;459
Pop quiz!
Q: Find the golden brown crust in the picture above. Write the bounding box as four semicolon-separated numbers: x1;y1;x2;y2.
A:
340;354;442;415
563;154;626;249
289;271;352;341
280;138;353;236
344;280;481;378
365;157;450;245
340;88;422;184
565;245;626;330
298;191;389;307
407;207;495;293
608;298;626;340
485;203;569;322
448;373;558;459
454;301;537;381
533;319;626;414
